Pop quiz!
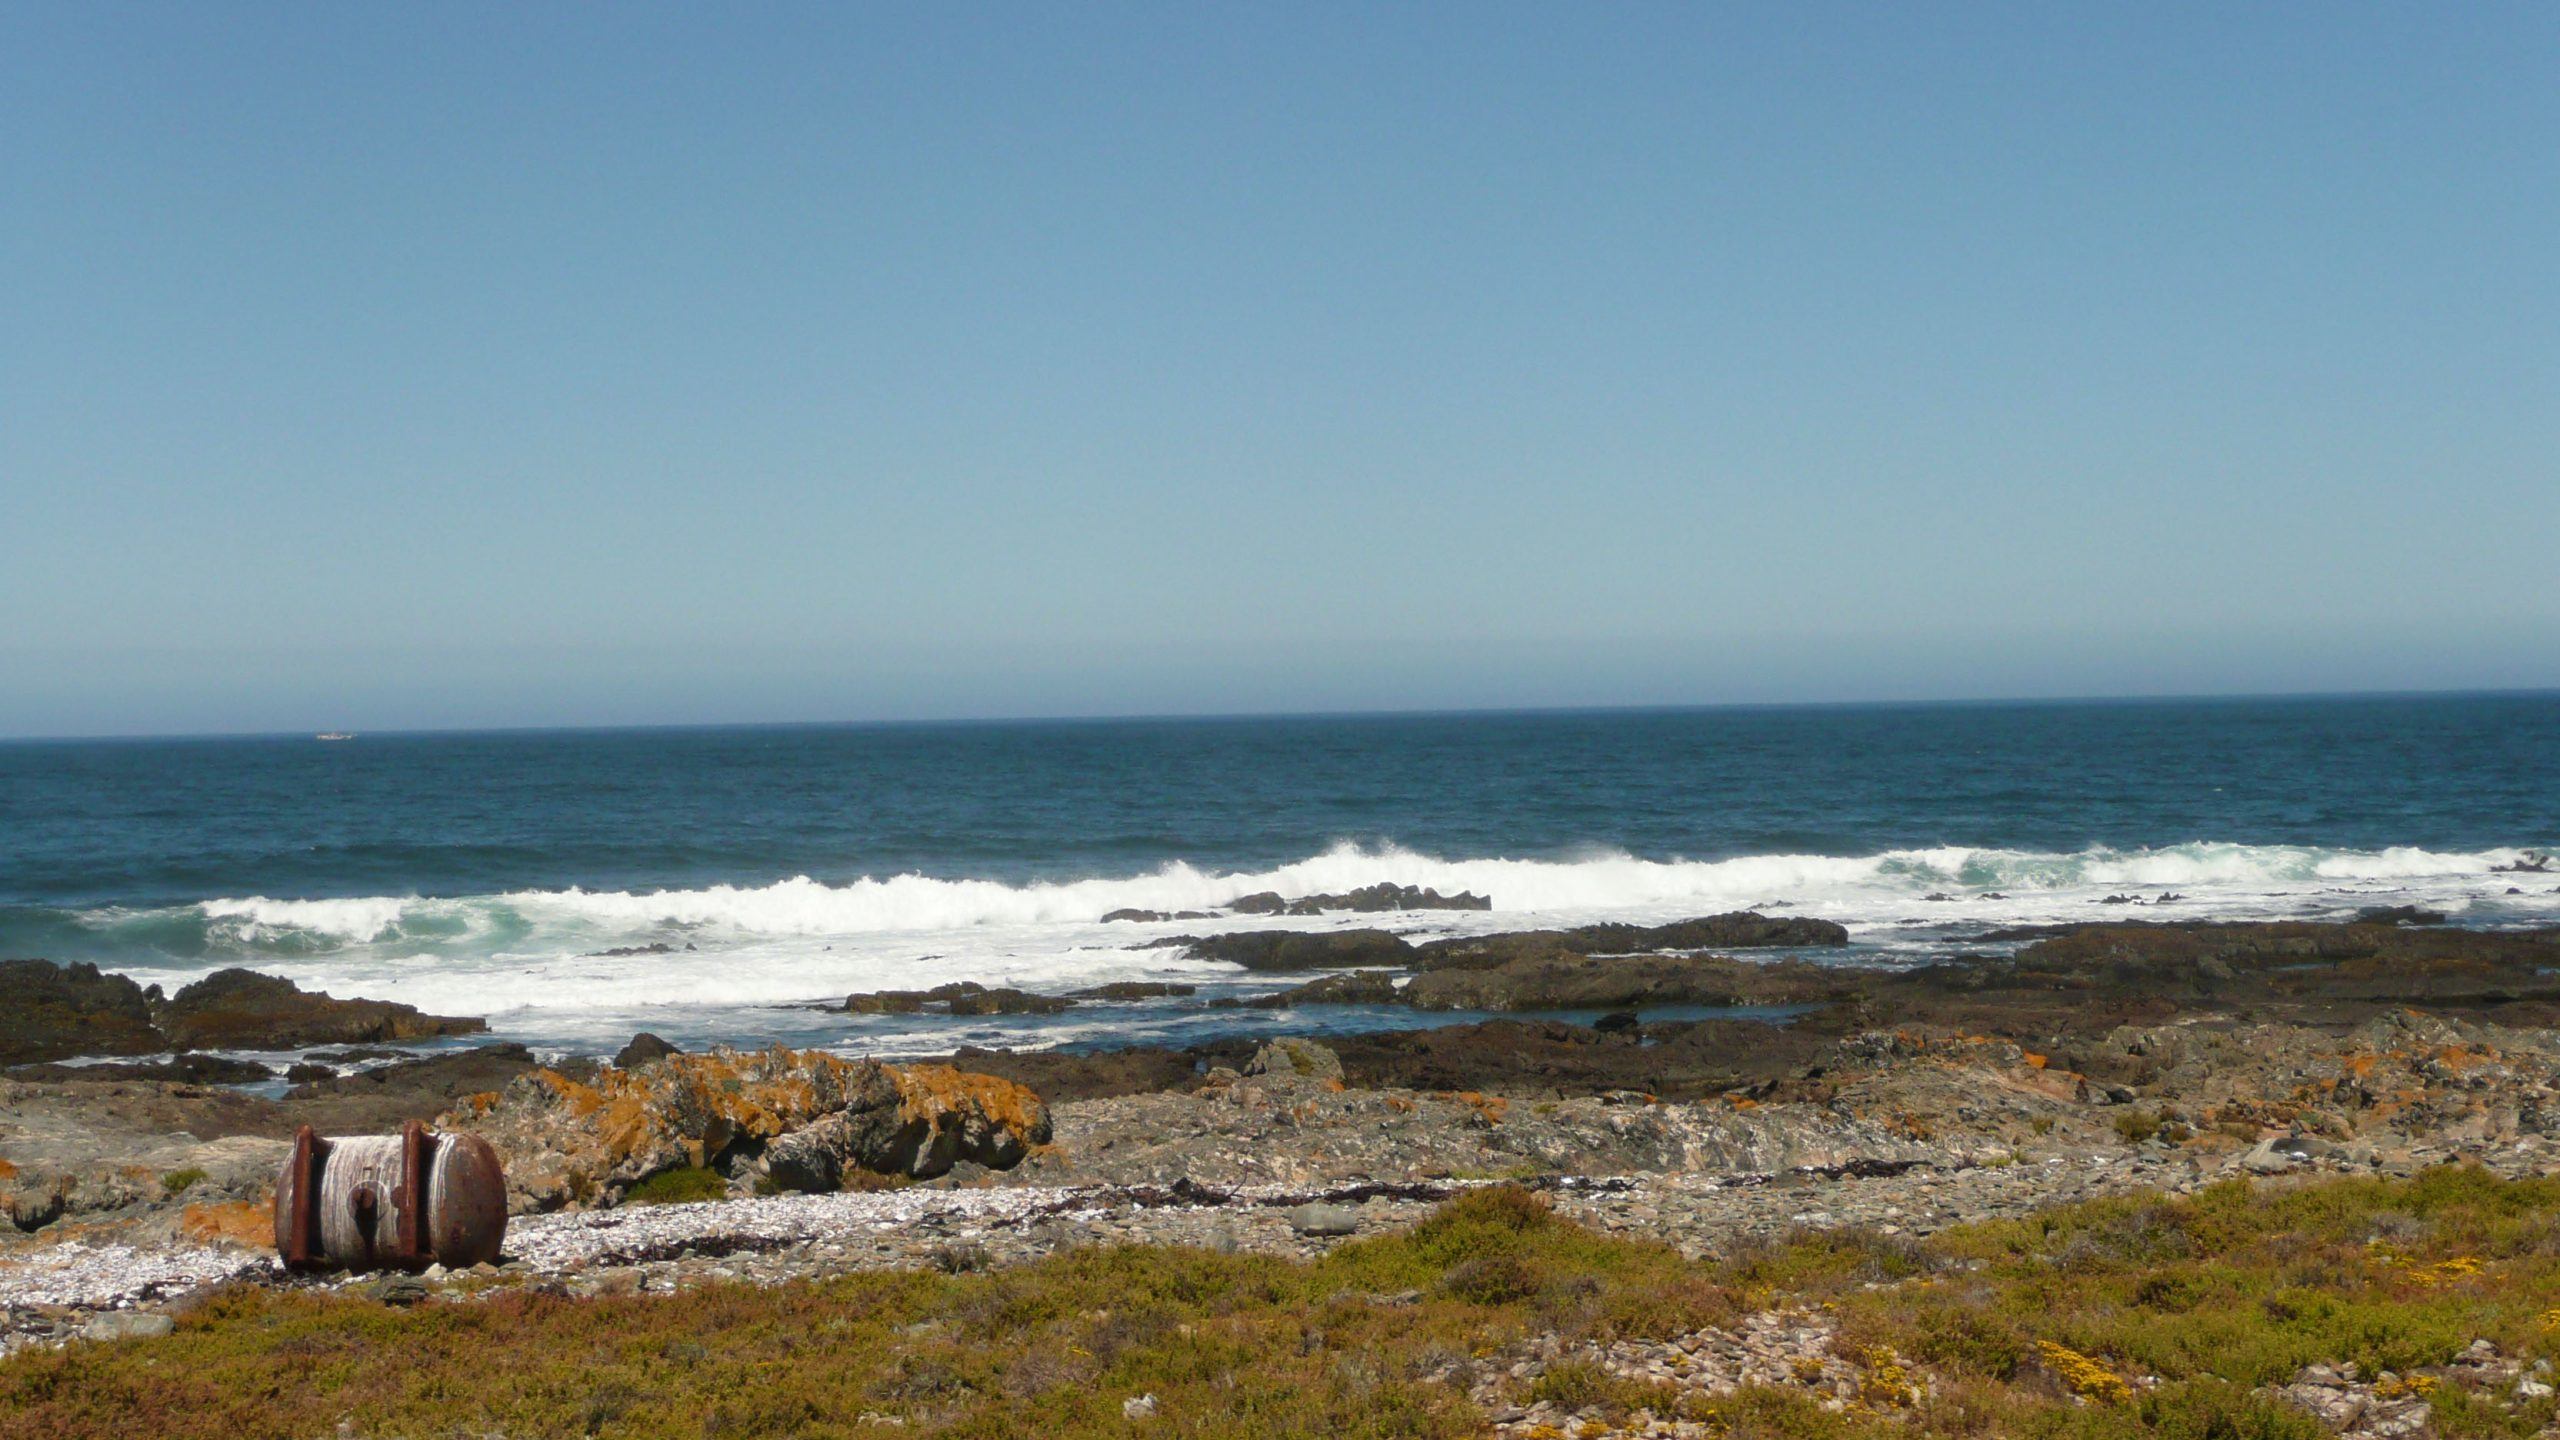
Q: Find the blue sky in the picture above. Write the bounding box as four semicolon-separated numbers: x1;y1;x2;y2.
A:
4;5;2555;737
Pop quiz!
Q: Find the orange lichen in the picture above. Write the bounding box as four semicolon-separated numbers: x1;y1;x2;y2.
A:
180;1199;273;1248
890;1063;1051;1135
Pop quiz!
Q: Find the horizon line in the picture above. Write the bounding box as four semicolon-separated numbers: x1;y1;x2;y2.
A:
5;683;2555;747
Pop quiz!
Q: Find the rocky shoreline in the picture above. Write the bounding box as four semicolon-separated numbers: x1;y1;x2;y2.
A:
8;913;2560;1364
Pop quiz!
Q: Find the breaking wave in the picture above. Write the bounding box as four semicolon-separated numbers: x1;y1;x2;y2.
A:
10;838;2552;962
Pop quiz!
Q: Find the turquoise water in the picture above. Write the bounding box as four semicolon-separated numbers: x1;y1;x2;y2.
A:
3;695;2554;1055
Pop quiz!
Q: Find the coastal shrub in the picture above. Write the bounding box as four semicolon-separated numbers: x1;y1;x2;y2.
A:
11;1170;2560;1440
159;1167;207;1197
621;1166;728;1206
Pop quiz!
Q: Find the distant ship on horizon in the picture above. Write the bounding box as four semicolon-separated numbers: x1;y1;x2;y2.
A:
315;731;355;742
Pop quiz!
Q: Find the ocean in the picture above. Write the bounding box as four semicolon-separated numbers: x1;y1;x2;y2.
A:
4;694;2555;1060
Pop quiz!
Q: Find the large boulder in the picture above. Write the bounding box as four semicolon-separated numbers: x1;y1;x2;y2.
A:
155;968;486;1050
440;1046;1051;1212
1184;929;1417;972
0;960;167;1065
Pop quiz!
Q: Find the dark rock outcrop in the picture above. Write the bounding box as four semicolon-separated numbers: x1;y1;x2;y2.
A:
1070;981;1198;1001
613;1032;682;1069
0;960;167;1066
154;968;486;1050
1398;951;1847;1012
6;1053;276;1085
1413;913;1846;970
283;1043;543;1134
1230;884;1491;916
843;981;1073;1016
1183;929;1417;972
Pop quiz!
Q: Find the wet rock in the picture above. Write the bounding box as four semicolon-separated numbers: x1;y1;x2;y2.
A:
0;960;166;1066
613;1032;682;1069
1265;971;1402;1006
1230;884;1493;915
1183;930;1416;972
943;987;1074;1017
2355;905;2448;926
8;1053;277;1086
1068;982;1198;1001
844;981;1073;1016
1399;950;1843;1012
1099;909;1214;923
155;969;485;1051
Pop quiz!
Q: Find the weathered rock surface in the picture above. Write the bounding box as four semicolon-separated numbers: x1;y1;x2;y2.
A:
153;968;486;1050
439;1047;1051;1212
764;1066;1050;1191
1243;1037;1343;1083
0;961;166;1066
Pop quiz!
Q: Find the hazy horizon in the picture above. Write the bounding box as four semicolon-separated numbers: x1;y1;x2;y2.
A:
6;684;2555;746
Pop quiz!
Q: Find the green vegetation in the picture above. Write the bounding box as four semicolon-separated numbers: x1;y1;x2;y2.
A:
620;1167;730;1206
6;1168;2556;1439
157;1167;207;1197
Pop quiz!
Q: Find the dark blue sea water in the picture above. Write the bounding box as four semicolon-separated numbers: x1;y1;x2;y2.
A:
3;694;2554;1058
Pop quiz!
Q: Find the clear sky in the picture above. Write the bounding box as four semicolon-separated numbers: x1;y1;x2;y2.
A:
4;5;2555;737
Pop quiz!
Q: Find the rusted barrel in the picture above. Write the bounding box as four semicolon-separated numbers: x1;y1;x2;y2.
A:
273;1119;507;1272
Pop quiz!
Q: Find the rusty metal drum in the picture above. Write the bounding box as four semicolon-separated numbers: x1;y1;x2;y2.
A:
273;1119;507;1272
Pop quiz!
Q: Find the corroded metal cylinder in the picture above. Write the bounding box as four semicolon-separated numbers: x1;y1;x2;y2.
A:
273;1120;507;1272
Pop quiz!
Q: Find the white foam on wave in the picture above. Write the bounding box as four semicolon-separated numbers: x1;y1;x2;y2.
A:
476;839;2544;934
197;895;413;943
69;839;2555;1029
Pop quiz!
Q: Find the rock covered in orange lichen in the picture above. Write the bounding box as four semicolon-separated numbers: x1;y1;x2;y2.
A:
439;1046;1050;1214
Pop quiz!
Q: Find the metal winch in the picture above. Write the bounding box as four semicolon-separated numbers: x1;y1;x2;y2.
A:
273;1120;508;1272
